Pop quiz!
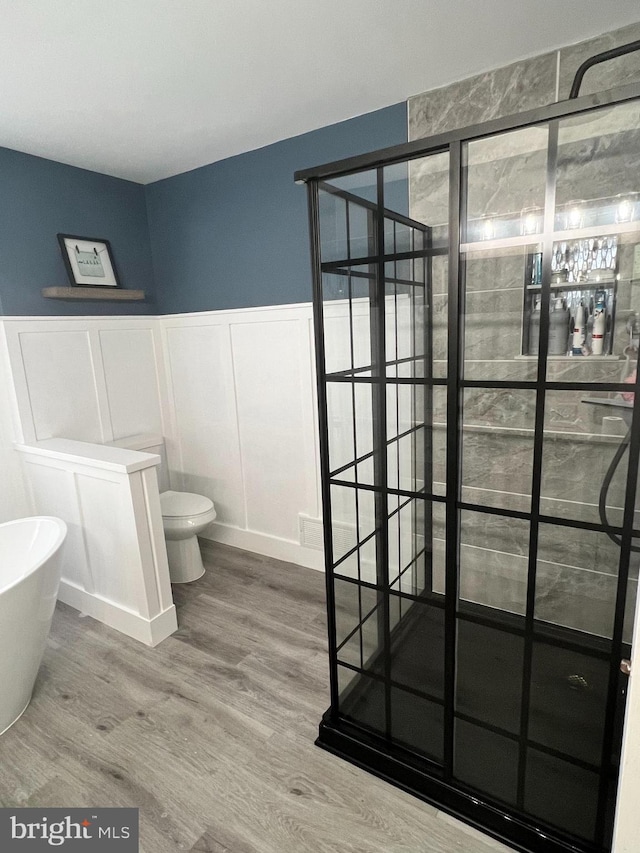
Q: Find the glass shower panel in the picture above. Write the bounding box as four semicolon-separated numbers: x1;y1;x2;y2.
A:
528;639;610;766
524;748;600;841
401;153;449;381
335;579;381;671
539;390;630;526
326;381;354;476
535;523;622;638
458;510;530;616
454;719;519;805
322;266;375;377
385;382;445;499
388;496;428;596
338;669;387;737
335;577;365;668
319;189;348;263
387;594;444;694
549;100;640;381
430;501;446;595
310;87;640;853
329;484;358;563
391;684;444;763
455;618;524;734
354;382;375;486
462;125;548;382
461;388;536;512
464;125;548;243
462;246;540;382
321;272;352;375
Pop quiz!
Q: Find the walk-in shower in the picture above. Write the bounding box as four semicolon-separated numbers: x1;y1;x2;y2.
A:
298;74;640;853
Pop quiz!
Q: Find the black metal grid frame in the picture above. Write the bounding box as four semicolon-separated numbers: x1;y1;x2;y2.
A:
303;82;640;853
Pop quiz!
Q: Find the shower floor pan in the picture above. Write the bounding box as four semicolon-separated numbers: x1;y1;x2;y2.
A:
318;596;626;853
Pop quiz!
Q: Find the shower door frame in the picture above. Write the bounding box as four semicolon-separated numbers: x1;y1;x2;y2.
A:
298;81;640;853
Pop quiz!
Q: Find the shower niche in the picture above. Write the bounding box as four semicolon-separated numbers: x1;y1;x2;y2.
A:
299;84;640;853
522;237;621;358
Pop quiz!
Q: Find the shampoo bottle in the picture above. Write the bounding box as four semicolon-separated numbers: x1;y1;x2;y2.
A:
592;290;607;356
548;297;570;356
572;301;585;355
528;295;541;356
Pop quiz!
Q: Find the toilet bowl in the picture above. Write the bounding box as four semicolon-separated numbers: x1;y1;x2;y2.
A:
107;434;216;584
160;490;216;583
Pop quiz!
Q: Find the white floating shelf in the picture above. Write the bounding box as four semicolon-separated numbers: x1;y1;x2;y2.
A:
42;286;145;301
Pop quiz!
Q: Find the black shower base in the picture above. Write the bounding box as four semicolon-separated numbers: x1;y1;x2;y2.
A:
316;596;623;853
316;715;598;853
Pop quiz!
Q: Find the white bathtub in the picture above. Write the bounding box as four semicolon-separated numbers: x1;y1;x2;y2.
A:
0;517;67;735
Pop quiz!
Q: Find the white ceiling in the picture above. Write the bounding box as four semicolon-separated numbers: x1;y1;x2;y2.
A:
0;1;638;184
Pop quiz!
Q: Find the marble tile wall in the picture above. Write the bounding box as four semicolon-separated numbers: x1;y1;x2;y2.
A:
557;21;640;100
430;509;639;643
409;22;640;142
407;21;640;638
408;54;557;142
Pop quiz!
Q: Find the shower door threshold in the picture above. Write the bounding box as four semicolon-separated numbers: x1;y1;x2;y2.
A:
317;713;604;853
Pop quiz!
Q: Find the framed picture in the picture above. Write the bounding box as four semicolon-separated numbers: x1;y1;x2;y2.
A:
57;234;120;287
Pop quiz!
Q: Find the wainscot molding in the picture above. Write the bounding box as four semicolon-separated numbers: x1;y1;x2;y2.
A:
17;438;177;647
200;523;324;572
58;579;177;647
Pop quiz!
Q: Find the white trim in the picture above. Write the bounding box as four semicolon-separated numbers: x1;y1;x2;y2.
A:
200;523;324;572
58;578;177;647
157;301;313;321
15;438;160;473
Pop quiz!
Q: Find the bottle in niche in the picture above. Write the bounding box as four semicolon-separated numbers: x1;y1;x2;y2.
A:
592;290;607;355
572;301;585;355
548;297;570;356
530;252;543;286
528;295;541;355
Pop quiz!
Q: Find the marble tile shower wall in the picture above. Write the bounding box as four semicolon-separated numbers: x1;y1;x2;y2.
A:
409;21;640;641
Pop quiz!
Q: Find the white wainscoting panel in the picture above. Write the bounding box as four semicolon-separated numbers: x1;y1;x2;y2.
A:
163;322;245;528
231;319;310;541
99;327;164;440
2;317;166;446
19;330;103;442
18;439;176;646
0;325;29;522
2;306;324;573
22;459;92;592
160;304;323;570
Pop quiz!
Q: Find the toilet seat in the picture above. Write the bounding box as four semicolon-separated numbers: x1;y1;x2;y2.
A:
160;490;214;518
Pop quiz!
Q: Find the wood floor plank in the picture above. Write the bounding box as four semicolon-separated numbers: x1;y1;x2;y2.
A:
0;541;511;853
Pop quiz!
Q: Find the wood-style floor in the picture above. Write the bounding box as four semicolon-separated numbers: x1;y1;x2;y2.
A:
0;542;510;853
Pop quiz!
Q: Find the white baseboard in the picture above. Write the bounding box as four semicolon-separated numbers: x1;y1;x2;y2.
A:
58;579;178;647
199;522;325;572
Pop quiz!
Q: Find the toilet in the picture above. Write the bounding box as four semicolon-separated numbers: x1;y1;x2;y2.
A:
109;434;216;583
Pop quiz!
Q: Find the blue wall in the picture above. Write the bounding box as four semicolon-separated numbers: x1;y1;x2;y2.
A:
0;147;155;316
146;103;407;314
0;103;407;317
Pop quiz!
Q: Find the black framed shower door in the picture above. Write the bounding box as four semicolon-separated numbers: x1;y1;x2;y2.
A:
299;82;640;853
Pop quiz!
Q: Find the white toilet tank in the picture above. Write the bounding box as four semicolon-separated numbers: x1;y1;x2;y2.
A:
108;433;170;492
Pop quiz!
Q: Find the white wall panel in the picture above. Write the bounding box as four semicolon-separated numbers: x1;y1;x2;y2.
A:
2;305;323;572
231;319;310;542
76;472;140;607
19;441;176;647
0;328;29;522
23;459;91;591
19;330;103;442
164;323;245;527
100;328;163;439
160;304;321;568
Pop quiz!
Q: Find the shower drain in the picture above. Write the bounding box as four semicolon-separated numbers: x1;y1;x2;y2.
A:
566;674;590;692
